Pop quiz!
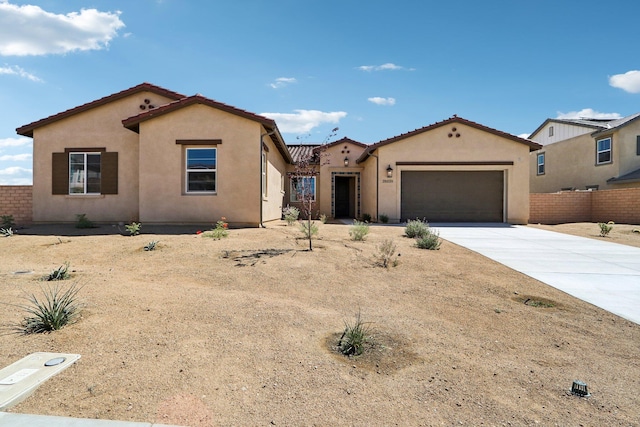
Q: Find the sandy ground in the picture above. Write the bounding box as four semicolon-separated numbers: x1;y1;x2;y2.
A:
1;221;639;426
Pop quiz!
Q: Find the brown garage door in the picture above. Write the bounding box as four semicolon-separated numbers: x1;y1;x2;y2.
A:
401;171;504;222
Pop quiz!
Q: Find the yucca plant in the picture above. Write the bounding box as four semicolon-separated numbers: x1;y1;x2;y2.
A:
21;283;82;334
338;310;371;356
1;227;13;237
44;262;70;281
143;240;159;251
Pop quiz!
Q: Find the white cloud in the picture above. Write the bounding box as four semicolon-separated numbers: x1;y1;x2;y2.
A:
0;137;32;148
0;64;42;82
0;153;31;161
368;97;396;106
0;2;125;56
609;70;640;94
0;166;32;175
517;133;531;139
261;109;347;134
556;108;621;120
357;63;414;72
270;77;297;89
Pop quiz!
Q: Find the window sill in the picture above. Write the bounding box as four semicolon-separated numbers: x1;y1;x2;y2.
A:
183;192;217;196
65;194;105;199
595;161;612;166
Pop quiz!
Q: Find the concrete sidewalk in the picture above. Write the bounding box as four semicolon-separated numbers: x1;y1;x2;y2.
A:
433;223;640;324
0;412;183;426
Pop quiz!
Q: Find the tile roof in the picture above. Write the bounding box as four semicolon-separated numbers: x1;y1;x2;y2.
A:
122;94;292;163
16;83;185;137
592;112;640;136
357;115;541;163
287;144;321;163
607;166;640;184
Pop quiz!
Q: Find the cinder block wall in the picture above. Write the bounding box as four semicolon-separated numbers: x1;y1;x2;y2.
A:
530;188;640;224
591;188;640;224
0;185;33;226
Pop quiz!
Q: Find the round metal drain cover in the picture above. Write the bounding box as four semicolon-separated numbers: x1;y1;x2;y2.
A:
44;357;66;367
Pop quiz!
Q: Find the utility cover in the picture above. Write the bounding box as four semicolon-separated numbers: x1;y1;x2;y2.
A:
0;352;81;410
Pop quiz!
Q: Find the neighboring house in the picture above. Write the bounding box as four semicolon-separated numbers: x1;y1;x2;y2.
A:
529;114;640;193
17;83;539;225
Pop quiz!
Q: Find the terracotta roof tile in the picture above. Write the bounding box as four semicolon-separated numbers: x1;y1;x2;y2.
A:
357;116;541;163
16;82;185;137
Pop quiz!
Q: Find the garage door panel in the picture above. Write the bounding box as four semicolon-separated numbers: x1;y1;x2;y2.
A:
401;171;503;222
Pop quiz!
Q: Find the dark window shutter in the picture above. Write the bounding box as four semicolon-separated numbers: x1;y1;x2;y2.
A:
52;152;68;195
101;151;118;194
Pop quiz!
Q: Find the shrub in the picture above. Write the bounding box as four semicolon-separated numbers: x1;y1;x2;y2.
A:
20;283;82;334
379;214;389;224
299;220;318;239
416;229;441;250
319;213;328;224
125;222;141;236
75;213;95;229
283;205;300;225
1;214;15;229
375;239;399;268
338;310;371;356
1;227;13;237
598;221;614;237
405;218;430;238
144;240;159;251
203;217;229;239
362;213;372;222
349;220;370;241
44;262;71;281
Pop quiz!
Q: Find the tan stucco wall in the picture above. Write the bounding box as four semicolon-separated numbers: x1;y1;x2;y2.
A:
372;123;531;224
318;142;366;218
359;156;378;220
262;133;288;223
529;132;626;193
616;121;640;175
137;104;277;226
32;91;175;223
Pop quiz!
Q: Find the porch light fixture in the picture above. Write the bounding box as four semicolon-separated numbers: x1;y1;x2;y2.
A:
344;156;349;167
386;164;393;178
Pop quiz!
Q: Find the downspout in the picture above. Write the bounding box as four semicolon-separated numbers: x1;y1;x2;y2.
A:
260;129;276;228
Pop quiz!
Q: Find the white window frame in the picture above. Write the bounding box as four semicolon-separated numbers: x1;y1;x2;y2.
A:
596;137;612;165
185;147;217;193
290;176;316;202
537;152;545;175
69;152;101;195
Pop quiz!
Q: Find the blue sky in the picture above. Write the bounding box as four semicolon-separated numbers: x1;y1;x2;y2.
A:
1;0;640;185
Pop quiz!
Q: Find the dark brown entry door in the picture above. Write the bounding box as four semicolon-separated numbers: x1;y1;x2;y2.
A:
335;176;354;218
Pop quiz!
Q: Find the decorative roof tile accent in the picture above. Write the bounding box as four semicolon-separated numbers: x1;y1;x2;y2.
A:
16;83;185;137
357;116;541;163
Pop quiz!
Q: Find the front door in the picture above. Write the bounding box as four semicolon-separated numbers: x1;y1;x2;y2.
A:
335;176;354;218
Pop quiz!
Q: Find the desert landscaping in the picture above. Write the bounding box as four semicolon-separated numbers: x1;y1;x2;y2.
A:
1;221;639;426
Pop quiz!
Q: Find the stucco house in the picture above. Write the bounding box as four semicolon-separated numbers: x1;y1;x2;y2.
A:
529;114;640;193
17;83;539;226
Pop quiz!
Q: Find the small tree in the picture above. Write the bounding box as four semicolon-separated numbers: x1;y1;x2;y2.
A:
290;128;339;251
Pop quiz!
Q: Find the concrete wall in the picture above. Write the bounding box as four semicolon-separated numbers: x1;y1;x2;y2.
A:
530;188;640;224
374;122;532;224
0;185;32;225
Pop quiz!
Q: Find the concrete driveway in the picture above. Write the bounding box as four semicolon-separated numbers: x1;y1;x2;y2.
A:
432;224;640;325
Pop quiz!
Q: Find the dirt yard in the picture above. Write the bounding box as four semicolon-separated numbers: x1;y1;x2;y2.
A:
1;221;639;426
